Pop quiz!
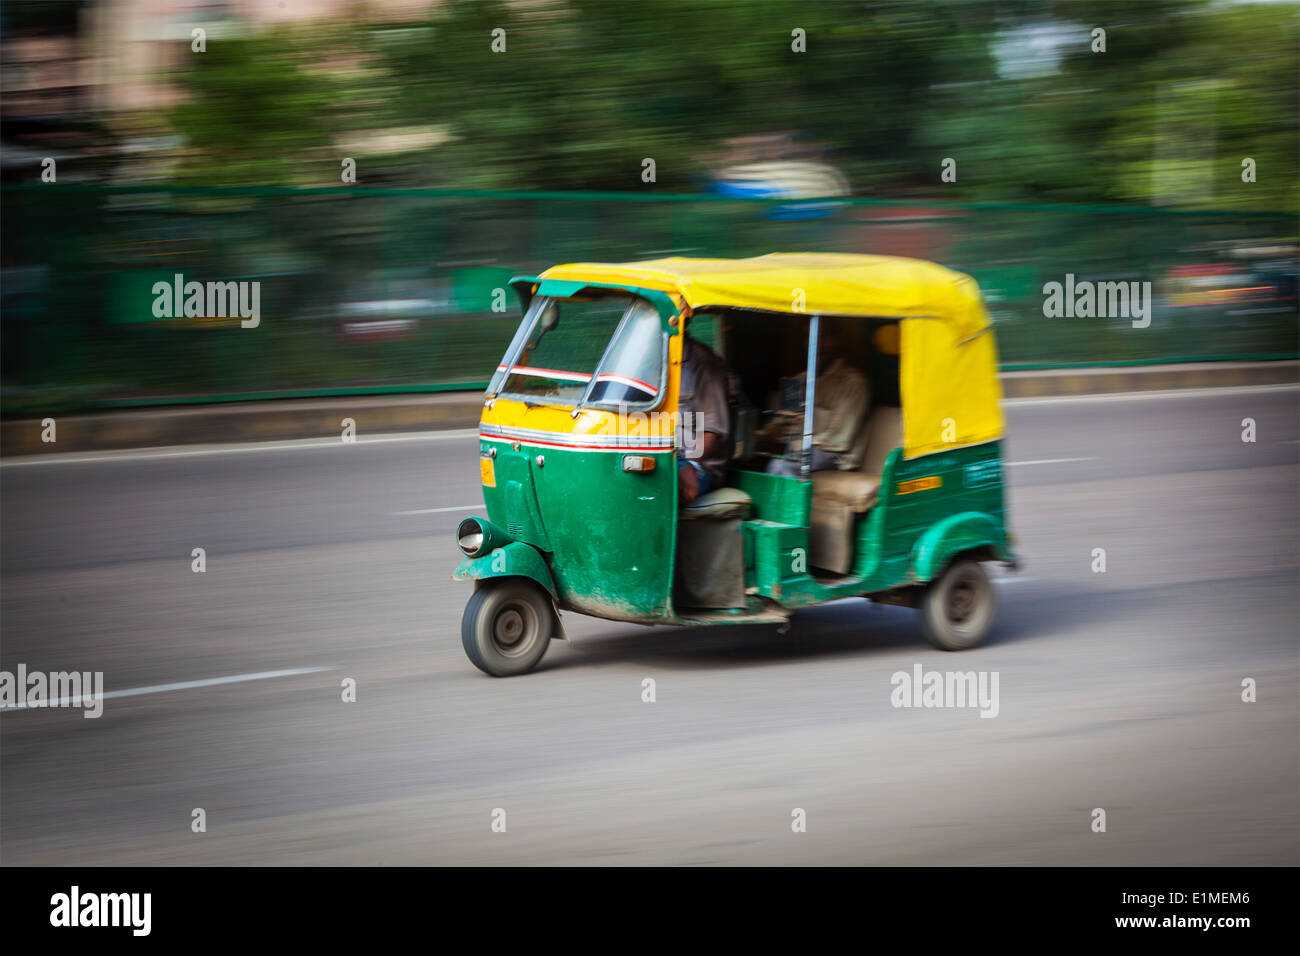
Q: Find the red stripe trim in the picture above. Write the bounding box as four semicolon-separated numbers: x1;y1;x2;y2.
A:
496;365;592;382
479;433;670;453
495;366;659;394
593;373;659;394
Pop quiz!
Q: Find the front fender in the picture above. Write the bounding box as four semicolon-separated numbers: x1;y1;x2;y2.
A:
453;540;557;600
911;511;1008;582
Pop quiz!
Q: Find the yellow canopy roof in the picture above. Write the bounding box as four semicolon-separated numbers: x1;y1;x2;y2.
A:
539;253;990;340
539;253;1004;459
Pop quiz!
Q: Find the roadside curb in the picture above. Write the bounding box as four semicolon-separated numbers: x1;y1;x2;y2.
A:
998;360;1298;398
0;394;480;457
3;361;1296;456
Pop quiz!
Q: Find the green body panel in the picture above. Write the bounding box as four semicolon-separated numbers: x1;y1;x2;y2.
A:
716;441;1013;613
482;446;553;551
728;470;815;602
879;440;1013;583
847;448;905;584
729;469;812;526
746;520;811;601
480;438;677;622
453;540;557;599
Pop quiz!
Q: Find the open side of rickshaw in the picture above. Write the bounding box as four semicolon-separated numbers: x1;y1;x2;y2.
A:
454;254;1019;676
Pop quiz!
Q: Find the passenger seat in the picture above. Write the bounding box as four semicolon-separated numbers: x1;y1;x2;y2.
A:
812;406;903;513
808;405;903;573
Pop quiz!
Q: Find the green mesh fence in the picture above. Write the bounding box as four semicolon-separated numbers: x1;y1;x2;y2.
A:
2;185;1295;415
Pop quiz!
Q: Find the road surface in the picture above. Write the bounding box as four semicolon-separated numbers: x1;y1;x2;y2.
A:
2;386;1297;865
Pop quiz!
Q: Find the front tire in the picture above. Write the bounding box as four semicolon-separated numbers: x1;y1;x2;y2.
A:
919;557;996;651
462;580;554;676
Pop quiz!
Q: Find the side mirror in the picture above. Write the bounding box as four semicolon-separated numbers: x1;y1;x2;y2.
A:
538;302;559;334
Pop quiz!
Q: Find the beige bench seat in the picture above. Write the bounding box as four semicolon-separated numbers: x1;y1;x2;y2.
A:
679;487;753;521
811;471;883;512
808;405;903;574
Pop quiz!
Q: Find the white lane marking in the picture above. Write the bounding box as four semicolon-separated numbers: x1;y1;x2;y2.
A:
1006;457;1097;466
0;429;480;467
1004;383;1298;407
393;505;482;515
0;666;330;712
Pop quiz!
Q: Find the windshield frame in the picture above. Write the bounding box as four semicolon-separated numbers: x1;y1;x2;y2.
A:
487;293;669;412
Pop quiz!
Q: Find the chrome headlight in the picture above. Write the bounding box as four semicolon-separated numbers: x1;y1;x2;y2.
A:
457;517;487;557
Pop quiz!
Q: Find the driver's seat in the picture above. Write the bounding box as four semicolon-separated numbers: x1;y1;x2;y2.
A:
676;488;752;608
679;487;752;521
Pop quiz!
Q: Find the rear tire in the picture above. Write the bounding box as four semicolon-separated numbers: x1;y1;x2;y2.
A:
919;557;996;651
462;580;554;677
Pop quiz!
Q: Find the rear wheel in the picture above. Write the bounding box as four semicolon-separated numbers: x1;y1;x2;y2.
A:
462;580;554;676
919;557;996;651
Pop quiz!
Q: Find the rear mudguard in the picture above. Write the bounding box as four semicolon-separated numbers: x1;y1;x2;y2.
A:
911;511;1011;583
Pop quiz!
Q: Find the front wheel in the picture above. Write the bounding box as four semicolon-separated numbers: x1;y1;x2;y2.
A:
462;580;554;676
919;557;996;651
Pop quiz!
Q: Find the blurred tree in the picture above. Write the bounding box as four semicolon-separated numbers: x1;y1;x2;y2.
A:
157;0;1296;211
920;0;1299;210
165;29;341;187
377;0;997;191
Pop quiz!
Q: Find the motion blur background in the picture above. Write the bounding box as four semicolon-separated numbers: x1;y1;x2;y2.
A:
1;0;1296;416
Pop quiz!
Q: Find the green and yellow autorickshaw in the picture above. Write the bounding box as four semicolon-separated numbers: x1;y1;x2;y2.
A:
454;253;1018;675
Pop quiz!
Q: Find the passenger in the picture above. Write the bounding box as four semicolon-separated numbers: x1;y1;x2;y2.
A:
677;331;730;503
763;323;870;477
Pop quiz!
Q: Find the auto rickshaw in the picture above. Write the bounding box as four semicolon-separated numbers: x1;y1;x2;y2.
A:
454;253;1018;676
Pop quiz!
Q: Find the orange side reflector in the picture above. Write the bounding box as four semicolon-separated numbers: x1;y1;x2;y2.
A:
622;455;656;473
896;475;941;495
480;457;496;487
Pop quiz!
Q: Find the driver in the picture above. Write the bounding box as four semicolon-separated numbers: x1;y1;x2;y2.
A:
677;331;730;503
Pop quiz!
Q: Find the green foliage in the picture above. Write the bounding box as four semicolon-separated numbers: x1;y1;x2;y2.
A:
159;0;1298;211
921;0;1300;210
377;0;997;190
166;29;340;187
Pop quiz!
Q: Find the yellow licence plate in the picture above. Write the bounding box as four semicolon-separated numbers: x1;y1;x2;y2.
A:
479;456;496;488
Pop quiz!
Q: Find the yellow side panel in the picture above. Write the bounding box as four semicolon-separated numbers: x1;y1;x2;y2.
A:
900;317;1004;459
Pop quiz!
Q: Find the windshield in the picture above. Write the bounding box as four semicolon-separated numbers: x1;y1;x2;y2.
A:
489;294;665;407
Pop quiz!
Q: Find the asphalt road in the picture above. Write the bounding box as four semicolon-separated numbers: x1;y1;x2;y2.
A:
2;386;1297;865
